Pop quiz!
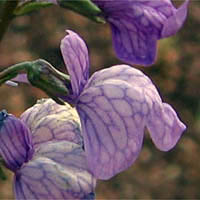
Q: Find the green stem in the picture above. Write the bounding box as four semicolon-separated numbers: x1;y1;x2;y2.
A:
0;0;19;43
0;61;31;85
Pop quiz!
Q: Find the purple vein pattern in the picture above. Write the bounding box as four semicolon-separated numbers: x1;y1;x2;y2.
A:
92;0;189;66
61;30;90;99
60;30;186;180
0;99;96;200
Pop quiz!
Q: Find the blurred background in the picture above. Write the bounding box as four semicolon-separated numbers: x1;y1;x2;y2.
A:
0;1;200;199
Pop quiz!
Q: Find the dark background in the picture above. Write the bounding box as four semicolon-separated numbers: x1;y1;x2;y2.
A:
0;1;200;199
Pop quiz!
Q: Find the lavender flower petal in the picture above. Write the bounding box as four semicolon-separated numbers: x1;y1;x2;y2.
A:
93;0;189;65
20;99;83;147
76;65;185;179
161;0;189;38
14;141;96;200
146;103;186;151
77;66;147;179
61;30;90;98
21;99;77;131
109;20;157;65
31;114;83;148
0;112;33;171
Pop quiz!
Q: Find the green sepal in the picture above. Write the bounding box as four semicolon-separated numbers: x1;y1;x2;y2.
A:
27;59;71;105
58;0;105;23
14;1;53;16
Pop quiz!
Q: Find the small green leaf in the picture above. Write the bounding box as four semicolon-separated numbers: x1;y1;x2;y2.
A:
14;1;53;16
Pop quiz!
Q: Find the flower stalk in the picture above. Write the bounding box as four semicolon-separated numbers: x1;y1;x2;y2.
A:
0;61;30;84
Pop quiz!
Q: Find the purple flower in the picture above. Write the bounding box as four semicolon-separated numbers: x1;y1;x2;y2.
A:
92;0;189;65
7;30;186;181
59;30;186;179
0;99;96;200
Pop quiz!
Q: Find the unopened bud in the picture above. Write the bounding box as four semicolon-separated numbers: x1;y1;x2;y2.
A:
0;59;71;105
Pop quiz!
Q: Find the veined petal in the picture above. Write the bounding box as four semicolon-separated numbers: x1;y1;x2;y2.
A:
21;99;78;132
20;99;83;147
85;64;153;89
14;141;96;200
77;66;148;179
61;30;90;98
146;103;186;151
0;111;33;172
161;0;189;38
109;18;158;65
76;65;186;179
105;0;171;66
31;114;83;148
